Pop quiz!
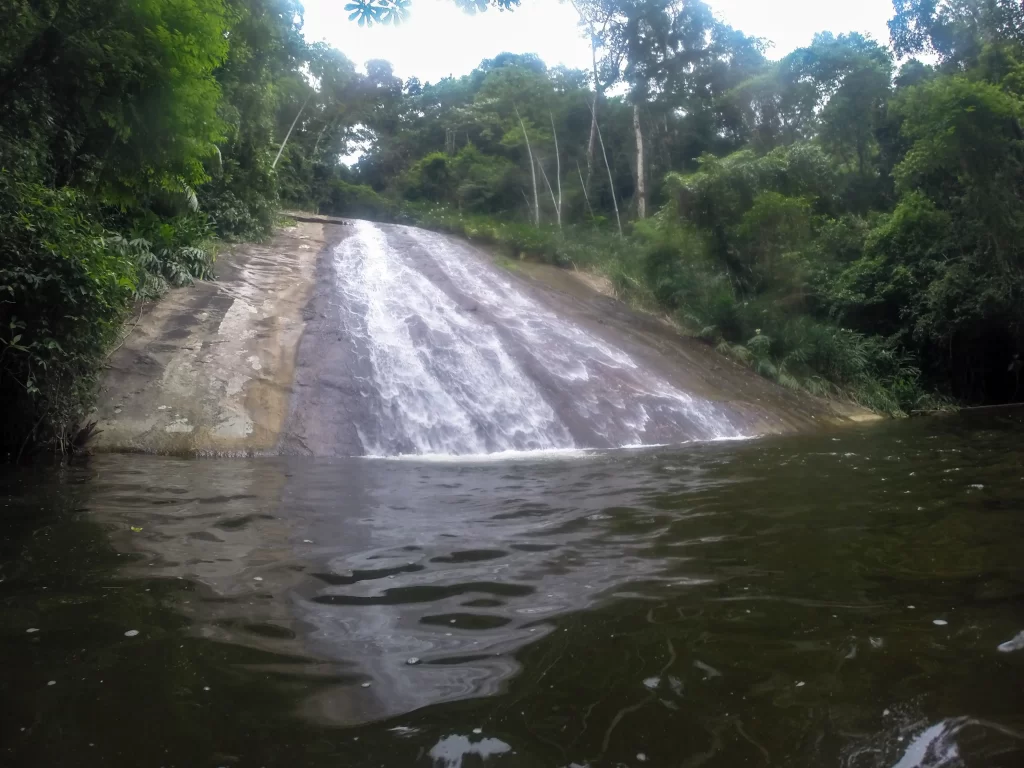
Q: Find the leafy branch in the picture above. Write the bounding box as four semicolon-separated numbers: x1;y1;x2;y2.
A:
344;0;519;26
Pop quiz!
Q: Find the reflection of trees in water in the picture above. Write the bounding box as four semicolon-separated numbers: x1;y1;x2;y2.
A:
10;417;1024;766
0;460;327;766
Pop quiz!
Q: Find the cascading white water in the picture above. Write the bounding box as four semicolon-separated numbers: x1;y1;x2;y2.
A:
332;221;574;456
331;220;745;456
405;227;744;443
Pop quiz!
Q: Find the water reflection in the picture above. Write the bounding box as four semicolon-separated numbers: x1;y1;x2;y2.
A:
845;716;1024;768
89;449;737;726
4;412;1024;766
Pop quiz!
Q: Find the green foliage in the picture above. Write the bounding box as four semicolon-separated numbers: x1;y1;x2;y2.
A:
201;185;276;242
0;0;266;454
893;75;1024;267
198;0;308;241
451;145;519;212
343;0;519;27
889;0;1024;66
322;181;398;221
0;0;229;204
0;175;136;454
403;152;455;201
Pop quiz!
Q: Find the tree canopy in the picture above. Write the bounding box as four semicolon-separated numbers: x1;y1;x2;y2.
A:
343;0;519;26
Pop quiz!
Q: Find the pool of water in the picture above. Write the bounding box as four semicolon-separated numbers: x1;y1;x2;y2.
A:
2;411;1024;767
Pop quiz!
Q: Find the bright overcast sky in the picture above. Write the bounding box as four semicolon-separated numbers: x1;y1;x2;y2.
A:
302;0;896;83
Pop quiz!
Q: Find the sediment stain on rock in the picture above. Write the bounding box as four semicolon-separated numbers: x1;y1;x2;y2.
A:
91;221;326;455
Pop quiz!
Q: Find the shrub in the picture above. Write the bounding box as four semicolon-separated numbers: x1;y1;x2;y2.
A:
0;174;136;455
321;180;398;221
202;184;277;242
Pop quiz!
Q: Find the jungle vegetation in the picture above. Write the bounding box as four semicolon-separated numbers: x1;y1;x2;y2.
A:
2;0;1023;454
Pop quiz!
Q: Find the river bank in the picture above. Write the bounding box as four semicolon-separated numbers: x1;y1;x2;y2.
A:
89;221;327;455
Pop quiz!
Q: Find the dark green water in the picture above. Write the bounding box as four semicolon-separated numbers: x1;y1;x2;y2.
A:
3;412;1024;767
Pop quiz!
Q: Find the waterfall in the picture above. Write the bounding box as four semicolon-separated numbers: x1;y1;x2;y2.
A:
331;220;744;456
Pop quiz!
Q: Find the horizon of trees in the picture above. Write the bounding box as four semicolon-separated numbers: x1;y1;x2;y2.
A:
2;0;1024;454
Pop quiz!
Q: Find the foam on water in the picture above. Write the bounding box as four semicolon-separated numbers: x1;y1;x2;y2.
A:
333;220;746;457
333;221;573;456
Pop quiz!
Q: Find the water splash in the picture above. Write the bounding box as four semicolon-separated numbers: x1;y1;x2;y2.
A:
998;630;1024;652
332;221;744;456
332;221;573;456
890;719;965;768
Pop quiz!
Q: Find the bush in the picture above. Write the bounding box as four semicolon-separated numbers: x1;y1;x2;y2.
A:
99;206;218;298
321;180;398;221
375;195;935;415
201;184;277;242
403;152;454;202
0;174;136;455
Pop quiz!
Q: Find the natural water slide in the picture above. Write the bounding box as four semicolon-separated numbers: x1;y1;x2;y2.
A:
91;218;872;456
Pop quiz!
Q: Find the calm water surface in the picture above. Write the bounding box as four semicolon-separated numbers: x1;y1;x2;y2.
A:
2;412;1024;767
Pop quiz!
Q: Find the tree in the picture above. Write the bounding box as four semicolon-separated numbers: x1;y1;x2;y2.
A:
0;0;229;205
889;0;1024;66
343;0;520;26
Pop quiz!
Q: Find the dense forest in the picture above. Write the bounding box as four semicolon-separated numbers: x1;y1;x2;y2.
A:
2;0;1024;454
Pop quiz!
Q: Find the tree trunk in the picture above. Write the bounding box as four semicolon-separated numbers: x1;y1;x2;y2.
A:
633;102;646;219
537;157;559;229
273;92;312;170
520;189;534;222
312;116;336;160
515;106;540;226
550;113;562;229
590;100;622;237
577;160;595;221
586;32;600;184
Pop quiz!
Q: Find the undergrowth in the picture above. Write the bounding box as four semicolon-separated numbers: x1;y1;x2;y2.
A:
393;203;943;416
0;173;220;456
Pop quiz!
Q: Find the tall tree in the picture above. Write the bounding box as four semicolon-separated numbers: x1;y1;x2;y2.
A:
889;0;1024;65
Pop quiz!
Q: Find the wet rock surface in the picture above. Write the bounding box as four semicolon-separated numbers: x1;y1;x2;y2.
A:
282;221;868;457
91;222;325;455
93;218;872;457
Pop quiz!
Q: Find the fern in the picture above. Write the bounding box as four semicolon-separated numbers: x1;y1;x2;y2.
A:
747;332;772;357
755;358;779;380
180;179;199;213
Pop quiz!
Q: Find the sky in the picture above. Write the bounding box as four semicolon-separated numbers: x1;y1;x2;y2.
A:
302;0;897;83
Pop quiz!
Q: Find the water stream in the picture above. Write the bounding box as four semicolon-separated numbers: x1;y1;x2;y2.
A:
330;221;744;456
2;412;1024;767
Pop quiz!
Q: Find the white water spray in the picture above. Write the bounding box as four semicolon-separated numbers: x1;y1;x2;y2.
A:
331;221;744;456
